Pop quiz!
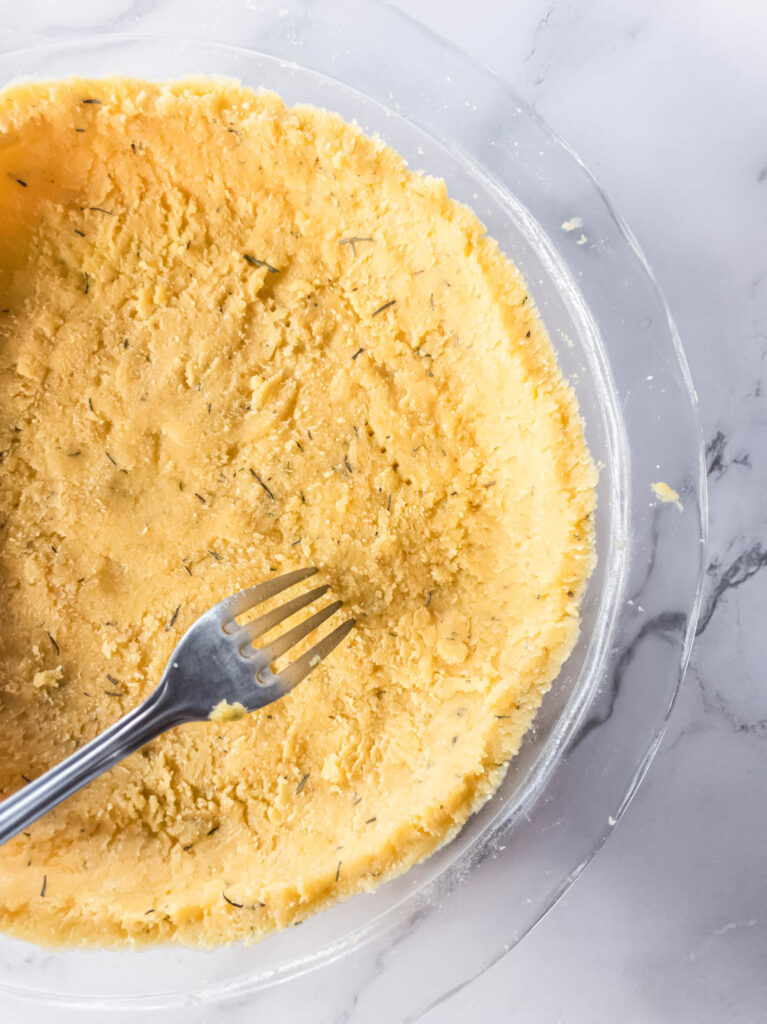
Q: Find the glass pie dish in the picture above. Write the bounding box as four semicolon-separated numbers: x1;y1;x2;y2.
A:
0;1;705;1018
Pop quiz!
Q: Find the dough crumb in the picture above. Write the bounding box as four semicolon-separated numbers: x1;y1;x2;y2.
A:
561;217;583;231
651;481;683;511
209;700;248;723
32;666;64;690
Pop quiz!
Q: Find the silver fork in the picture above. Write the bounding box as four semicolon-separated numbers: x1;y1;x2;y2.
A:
0;567;353;847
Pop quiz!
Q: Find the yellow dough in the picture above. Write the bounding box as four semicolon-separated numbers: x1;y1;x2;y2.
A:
0;78;596;947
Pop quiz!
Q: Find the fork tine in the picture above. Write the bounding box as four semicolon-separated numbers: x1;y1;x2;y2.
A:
220;567;318;623
277;617;356;690
256;600;342;665
239;584;330;643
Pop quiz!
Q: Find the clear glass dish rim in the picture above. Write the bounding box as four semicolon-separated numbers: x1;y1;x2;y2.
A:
0;2;707;1013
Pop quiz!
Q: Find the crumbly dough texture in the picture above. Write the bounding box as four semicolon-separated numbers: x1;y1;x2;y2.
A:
0;78;596;948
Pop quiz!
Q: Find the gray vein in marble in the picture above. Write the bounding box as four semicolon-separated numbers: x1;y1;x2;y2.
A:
569;611;687;751
692;663;767;739
705;430;752;477
524;2;555;61
695;542;767;636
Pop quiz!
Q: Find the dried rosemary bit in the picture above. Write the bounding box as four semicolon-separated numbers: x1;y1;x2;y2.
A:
338;236;374;256
105;451;117;466
372;299;396;317
106;674;120;687
165;606;180;631
88;207;114;216
183;564;192;576
243;253;279;274
208;549;222;561
335;860;342;882
40;875;47;898
296;773;309;794
194;492;206;504
88;398;94;412
425;591;432;608
82;98;102;104
74;228;85;237
344;455;353;474
365;816;377;825
351;348;364;360
250;468;274;499
47;632;59;655
15;178;27;188
83;272;89;295
223;892;243;908
68;451;81;457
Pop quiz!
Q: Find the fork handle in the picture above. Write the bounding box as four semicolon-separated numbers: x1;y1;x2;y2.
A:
0;686;181;847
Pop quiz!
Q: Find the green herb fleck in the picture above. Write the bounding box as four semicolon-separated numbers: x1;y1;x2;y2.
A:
243;253;279;274
250;468;274;499
372;299;396;317
339;236;374;256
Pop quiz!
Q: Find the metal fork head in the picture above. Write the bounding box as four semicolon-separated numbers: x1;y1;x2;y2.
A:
157;568;354;722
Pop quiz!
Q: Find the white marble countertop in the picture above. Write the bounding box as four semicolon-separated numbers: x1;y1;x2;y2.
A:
1;0;765;1021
